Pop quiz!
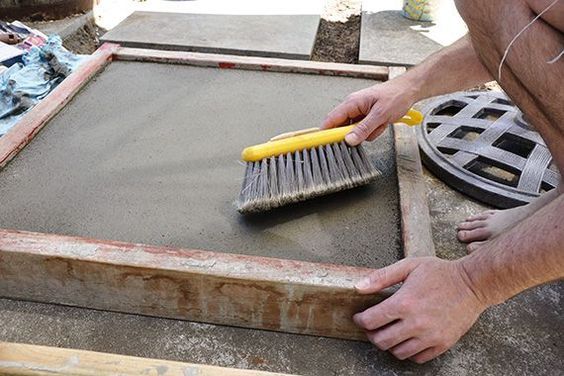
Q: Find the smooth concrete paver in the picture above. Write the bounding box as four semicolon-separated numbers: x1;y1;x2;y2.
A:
100;11;320;59
360;0;467;66
94;0;324;30
0;61;400;269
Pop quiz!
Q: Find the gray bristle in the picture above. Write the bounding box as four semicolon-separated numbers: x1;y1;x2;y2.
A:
237;142;381;213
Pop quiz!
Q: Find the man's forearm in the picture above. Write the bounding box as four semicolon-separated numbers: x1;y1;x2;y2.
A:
395;35;493;102
459;193;564;307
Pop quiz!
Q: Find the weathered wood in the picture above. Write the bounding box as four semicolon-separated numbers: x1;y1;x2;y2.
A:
390;67;436;257
0;342;293;376
0;229;390;341
0;43;119;170
114;47;390;80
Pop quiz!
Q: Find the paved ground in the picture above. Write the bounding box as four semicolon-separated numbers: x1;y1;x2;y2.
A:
359;0;467;66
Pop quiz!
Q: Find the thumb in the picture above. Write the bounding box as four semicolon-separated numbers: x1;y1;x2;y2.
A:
355;259;417;294
345;108;387;146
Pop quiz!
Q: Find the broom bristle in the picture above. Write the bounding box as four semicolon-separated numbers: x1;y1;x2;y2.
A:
237;141;380;213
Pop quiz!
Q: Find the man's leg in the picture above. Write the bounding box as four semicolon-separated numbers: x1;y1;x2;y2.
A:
455;0;564;249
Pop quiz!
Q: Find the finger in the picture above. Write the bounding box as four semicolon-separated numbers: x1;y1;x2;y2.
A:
353;299;400;331
389;338;426;360
355;259;416;294
321;101;366;130
457;228;491;243
345;108;388;146
366;124;388;141
409;346;447;364
456;220;487;231
365;320;415;351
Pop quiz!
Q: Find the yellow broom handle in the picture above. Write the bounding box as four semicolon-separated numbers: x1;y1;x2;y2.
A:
242;108;423;162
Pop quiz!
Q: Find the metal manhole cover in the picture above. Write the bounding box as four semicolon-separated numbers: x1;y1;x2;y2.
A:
417;91;560;208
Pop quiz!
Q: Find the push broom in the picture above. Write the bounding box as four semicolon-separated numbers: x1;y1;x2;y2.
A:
237;108;422;213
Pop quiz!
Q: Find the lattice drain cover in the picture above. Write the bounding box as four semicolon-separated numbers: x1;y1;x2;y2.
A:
417;91;560;208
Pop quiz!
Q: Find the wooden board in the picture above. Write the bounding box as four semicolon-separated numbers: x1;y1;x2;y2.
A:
0;342;294;375
0;46;433;341
390;67;435;257
114;47;389;80
0;229;388;341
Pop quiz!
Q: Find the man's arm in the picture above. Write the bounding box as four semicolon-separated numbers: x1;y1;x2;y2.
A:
353;193;564;363
322;35;493;145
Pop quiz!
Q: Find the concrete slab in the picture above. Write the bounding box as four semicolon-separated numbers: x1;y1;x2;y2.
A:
0;61;400;269
1;171;562;375
94;0;324;30
100;11;320;59
359;0;467;66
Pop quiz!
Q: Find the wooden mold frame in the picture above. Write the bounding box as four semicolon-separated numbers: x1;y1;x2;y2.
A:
0;44;434;342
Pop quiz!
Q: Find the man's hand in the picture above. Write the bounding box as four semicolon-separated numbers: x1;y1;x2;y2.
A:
321;36;494;146
321;79;417;145
353;257;487;363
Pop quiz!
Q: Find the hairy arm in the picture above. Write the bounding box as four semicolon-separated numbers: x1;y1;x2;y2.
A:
405;34;493;100
353;193;564;363
322;35;493;145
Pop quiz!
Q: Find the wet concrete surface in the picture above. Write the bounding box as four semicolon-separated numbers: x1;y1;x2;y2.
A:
0;63;562;374
0;61;400;269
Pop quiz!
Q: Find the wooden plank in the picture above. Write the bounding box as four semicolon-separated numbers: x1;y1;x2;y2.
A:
390;67;436;257
0;43;120;170
0;229;391;341
0;342;293;376
114;47;389;80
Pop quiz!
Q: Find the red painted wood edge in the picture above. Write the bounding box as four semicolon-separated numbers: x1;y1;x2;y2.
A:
113;47;389;80
0;229;390;340
0;228;375;285
0;43;120;169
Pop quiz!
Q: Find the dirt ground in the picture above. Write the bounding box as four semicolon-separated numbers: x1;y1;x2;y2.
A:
312;0;361;63
62;17;103;55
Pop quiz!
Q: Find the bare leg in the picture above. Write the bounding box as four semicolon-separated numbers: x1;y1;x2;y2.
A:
455;0;564;249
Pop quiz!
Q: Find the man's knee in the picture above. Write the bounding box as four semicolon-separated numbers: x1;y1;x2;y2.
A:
525;0;564;32
454;0;497;31
454;0;474;20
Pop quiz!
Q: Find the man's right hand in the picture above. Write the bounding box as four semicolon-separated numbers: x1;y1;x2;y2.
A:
321;78;418;146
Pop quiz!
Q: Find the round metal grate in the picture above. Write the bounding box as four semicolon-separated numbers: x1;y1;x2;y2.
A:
417;91;560;208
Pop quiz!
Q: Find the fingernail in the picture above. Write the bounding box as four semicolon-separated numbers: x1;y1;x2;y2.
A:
355;278;371;290
345;132;360;146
